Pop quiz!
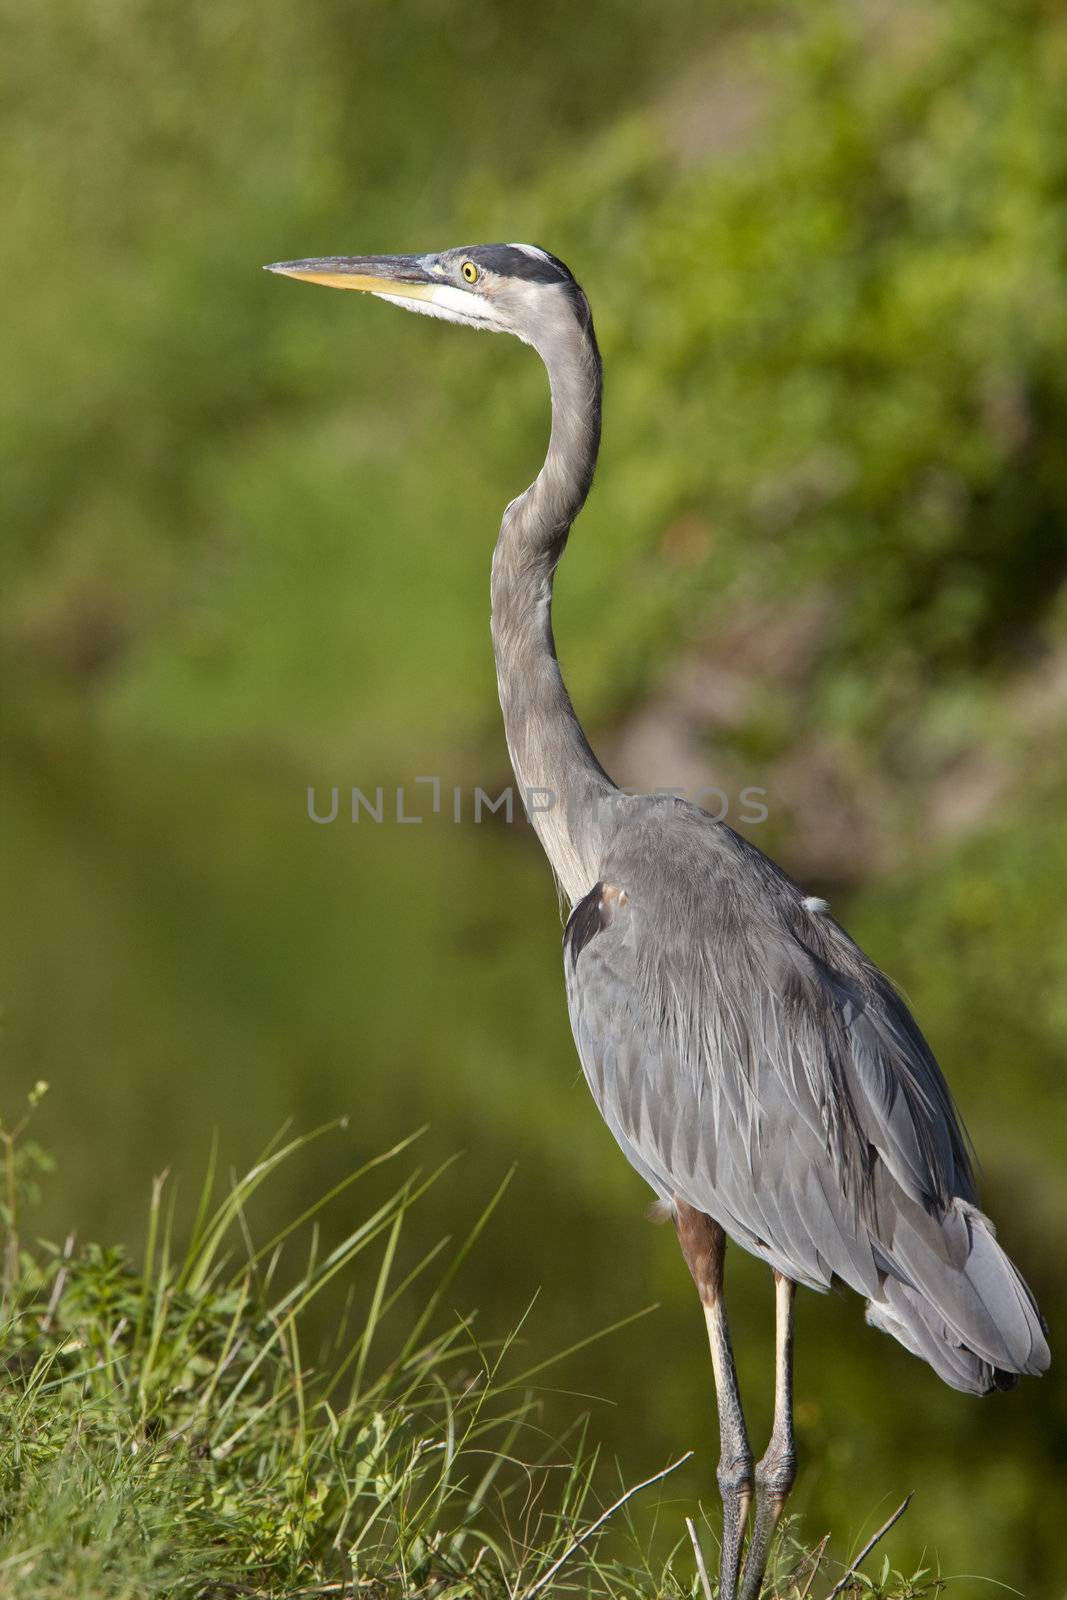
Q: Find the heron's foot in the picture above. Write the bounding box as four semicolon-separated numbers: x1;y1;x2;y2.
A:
716;1452;754;1600
737;1447;796;1600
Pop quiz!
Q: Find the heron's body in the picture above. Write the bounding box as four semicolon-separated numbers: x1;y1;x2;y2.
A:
269;241;1049;1598
564;796;1041;1395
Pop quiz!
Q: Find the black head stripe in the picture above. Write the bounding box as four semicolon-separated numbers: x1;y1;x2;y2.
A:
466;244;573;285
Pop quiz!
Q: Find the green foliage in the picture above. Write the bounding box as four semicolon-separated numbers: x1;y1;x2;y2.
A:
549;0;1067;747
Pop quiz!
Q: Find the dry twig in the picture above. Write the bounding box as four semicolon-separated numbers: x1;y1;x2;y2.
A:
520;1451;694;1600
825;1494;914;1599
798;1532;831;1600
686;1514;715;1600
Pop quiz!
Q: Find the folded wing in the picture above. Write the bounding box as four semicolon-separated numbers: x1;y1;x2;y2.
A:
563;813;1049;1394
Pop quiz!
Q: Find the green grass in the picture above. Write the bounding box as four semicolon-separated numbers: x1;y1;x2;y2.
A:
0;1095;949;1599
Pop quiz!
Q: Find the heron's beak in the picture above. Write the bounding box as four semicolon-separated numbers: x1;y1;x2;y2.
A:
264;254;437;300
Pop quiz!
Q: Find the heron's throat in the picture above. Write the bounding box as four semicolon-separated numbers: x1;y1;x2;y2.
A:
490;319;616;904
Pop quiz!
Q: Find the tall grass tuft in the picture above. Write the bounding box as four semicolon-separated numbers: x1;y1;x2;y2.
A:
0;1095;944;1598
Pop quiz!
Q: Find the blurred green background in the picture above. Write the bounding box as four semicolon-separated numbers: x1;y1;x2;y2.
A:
3;0;1066;1590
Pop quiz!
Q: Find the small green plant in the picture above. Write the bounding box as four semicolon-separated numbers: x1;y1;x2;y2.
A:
0;1080;52;1309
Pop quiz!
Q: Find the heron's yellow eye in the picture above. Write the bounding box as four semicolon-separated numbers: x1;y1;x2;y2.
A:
461;261;478;284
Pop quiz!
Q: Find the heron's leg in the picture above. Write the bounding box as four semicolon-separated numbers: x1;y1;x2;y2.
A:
673;1200;753;1600
738;1272;797;1600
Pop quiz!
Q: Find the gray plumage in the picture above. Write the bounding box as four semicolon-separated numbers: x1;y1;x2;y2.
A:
563;799;1047;1394
269;239;1050;1600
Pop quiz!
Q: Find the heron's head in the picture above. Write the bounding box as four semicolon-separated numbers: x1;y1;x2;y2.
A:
264;243;591;354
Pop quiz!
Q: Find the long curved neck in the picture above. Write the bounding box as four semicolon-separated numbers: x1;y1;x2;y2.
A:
491;309;616;904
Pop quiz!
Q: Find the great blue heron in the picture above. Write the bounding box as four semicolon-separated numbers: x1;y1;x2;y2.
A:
267;244;1049;1600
